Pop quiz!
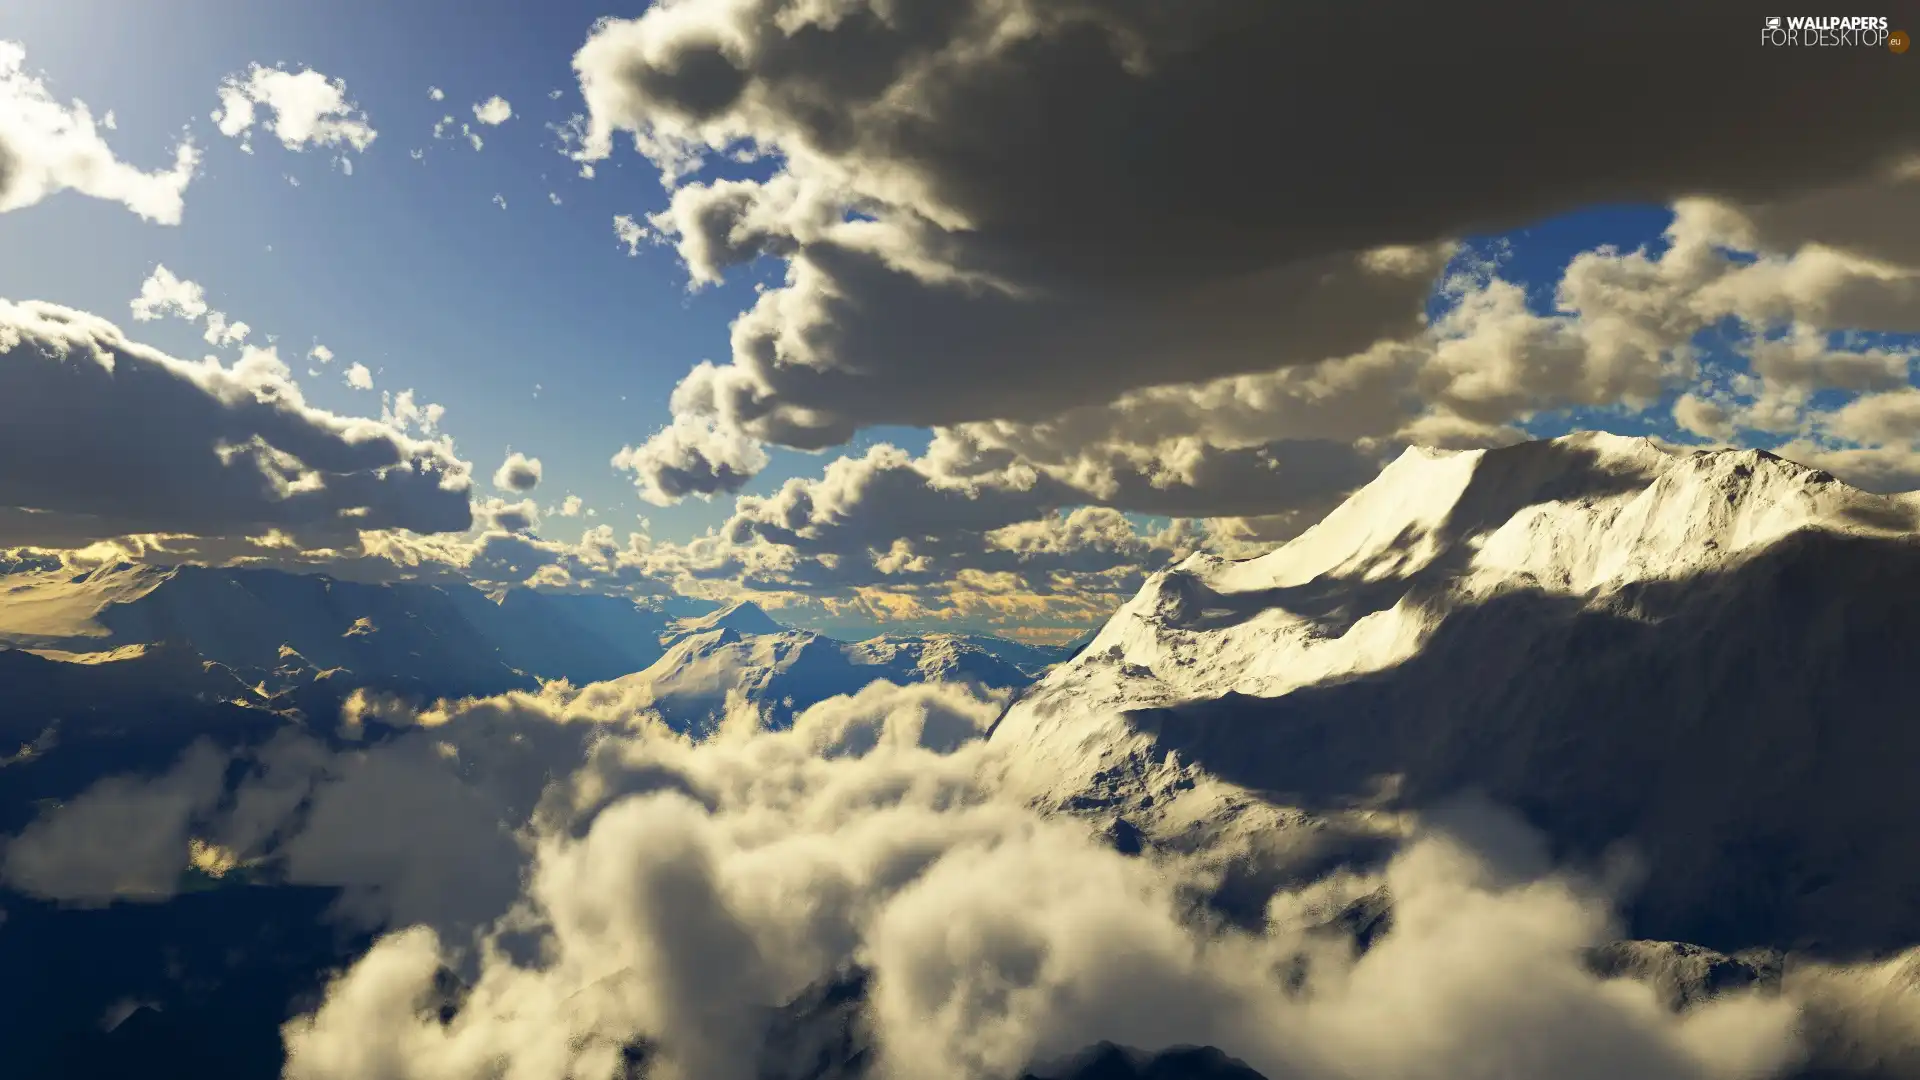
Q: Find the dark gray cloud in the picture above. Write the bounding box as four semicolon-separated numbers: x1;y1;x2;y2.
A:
576;0;1920;498
0;300;473;546
492;451;544;493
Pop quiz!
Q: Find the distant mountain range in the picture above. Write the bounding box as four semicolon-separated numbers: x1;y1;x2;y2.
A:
0;563;1074;708
0;563;711;694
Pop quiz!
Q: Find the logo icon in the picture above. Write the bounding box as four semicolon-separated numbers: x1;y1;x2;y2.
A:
1765;16;1781;29
1893;29;1911;52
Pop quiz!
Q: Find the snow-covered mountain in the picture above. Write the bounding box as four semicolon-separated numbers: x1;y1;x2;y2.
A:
662;598;796;642
992;432;1920;954
845;632;1068;682
0;564;714;693
610;608;1039;732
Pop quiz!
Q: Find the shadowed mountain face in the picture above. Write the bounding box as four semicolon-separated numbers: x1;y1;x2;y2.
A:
612;620;1041;734
0;886;372;1080
0;564;717;692
994;433;1920;957
1121;528;1920;954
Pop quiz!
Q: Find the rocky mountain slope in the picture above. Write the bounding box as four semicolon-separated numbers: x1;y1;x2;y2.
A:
614;603;1041;731
991;432;1920;954
0;563;704;691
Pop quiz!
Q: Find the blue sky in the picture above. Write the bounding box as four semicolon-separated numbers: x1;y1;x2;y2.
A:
0;0;871;545
0;1;1717;549
2;0;1916;638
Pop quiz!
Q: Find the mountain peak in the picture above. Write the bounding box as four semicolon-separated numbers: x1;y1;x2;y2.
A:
991;431;1920;951
666;600;791;639
1208;430;1914;601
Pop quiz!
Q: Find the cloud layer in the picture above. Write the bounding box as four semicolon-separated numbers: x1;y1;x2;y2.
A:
574;0;1920;501
17;679;1920;1080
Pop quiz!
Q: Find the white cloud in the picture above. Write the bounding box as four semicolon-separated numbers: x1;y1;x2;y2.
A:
614;413;768;506
569;0;1920;505
344;362;373;391
203;310;249;347
380;389;445;436
557;494;584;517
493;451;543;493
10;683;1846;1080
212;64;377;154
309;344;334;365
127;265;259;352
613;213;649;255
0;40;199;223
465;124;483;151
492;192;506;210
472;95;512;126
128;264;208;323
0;740;231;904
428;86;445;102
549;191;562;206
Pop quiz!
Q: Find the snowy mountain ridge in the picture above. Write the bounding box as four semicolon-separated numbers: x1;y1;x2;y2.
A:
609;623;1039;732
990;432;1920;952
1026;432;1916;712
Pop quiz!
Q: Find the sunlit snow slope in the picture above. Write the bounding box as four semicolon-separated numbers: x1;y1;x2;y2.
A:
992;432;1920;953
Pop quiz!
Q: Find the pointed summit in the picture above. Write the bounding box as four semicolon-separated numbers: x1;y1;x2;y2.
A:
666;599;791;640
992;430;1920;954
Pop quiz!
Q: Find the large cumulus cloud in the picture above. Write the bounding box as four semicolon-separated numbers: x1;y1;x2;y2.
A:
23;679;1920;1080
0;299;473;546
575;0;1920;499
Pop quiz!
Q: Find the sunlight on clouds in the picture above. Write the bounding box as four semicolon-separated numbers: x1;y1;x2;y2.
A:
0;41;199;223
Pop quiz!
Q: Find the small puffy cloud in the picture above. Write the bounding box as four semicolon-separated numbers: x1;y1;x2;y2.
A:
128;264;208;322
492;192;505;210
471;95;512;125
0;298;471;547
427;86;445;102
203;310;249;347
493;451;543;493
212;63;377;154
476;496;539;535
128;265;254;351
613;213;649;255
556;494;584;517
309;343;334;365
0;41;199;223
344;362;373;390
380;389;445;436
614;412;768;506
